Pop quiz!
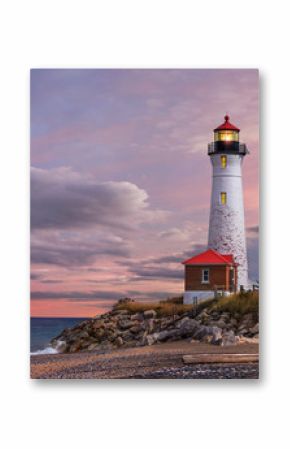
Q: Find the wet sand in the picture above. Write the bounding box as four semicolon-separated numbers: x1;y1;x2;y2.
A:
31;340;259;379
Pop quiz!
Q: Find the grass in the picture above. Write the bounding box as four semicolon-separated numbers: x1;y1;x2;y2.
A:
209;290;259;319
115;290;259;319
115;299;193;317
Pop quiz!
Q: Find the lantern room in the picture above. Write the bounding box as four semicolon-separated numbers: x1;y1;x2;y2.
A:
208;114;248;155
214;114;240;142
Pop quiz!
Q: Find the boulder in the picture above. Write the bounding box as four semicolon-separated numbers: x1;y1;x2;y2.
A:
154;329;180;342
115;336;123;347
201;334;213;344
211;326;223;345
87;342;99;351
215;319;227;329
229;318;238;327
249;323;259;334
131;313;143;321
77;330;90;339
146;318;155;333
191;325;209;340
143;309;157;319
160;317;175;330
130;323;144;334
112;309;130;316
145;334;157;346
93;319;104;329
118;320;134;330
68;341;82;352
120;329;133;341
221;330;237;346
196;310;209;321
179;319;199;338
103;322;116;331
175;316;190;328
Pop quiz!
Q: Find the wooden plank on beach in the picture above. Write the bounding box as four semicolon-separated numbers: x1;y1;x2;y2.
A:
182;354;259;364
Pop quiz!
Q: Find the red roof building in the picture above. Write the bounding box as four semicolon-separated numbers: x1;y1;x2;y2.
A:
182;249;238;304
182;248;236;266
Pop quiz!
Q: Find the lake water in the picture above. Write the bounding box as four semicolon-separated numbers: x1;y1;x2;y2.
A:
30;317;88;354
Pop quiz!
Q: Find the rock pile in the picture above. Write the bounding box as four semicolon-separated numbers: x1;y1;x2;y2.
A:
50;300;259;354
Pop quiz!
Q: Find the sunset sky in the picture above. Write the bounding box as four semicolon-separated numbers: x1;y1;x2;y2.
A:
31;69;259;317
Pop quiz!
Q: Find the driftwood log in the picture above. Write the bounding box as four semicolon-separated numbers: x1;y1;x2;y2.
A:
182;354;259;364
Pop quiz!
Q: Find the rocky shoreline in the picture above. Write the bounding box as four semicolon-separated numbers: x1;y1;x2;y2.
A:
31;340;259;379
50;298;259;354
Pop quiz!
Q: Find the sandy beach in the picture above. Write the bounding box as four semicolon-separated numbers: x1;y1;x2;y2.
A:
31;340;259;379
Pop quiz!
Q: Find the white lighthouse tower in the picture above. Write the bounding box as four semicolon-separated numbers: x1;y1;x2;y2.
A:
208;115;249;289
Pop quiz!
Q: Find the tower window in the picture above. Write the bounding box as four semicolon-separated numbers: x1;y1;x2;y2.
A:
202;269;209;283
220;192;227;205
221;155;227;168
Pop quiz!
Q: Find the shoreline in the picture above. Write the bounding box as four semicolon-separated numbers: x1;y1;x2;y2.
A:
31;340;259;379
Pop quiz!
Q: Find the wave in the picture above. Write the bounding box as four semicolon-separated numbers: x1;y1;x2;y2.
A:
31;346;58;355
31;339;65;355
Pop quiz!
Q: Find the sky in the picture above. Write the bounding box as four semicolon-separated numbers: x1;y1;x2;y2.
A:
30;69;259;317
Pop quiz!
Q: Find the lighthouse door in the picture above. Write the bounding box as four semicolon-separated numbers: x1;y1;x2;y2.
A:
229;268;235;292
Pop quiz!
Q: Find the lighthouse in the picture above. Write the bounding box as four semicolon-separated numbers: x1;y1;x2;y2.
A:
207;115;249;289
182;115;249;305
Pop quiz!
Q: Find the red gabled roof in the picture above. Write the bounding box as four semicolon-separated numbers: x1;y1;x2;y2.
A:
182;248;236;266
214;114;240;132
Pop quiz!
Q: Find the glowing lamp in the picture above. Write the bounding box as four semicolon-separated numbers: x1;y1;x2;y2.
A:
214;115;240;143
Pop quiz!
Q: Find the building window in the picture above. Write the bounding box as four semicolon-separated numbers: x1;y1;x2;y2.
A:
202;269;209;283
221;155;227;168
220;192;227;205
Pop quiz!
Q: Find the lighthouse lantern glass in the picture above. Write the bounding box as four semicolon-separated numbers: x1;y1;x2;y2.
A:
214;130;239;142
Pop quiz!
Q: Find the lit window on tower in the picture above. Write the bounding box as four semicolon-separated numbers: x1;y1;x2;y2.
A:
221;155;227;168
220;192;227;205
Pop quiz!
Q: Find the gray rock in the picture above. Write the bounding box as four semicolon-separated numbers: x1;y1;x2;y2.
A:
103;322;116;331
155;330;170;341
178;319;199;337
78;330;89;339
249;323;259;334
211;326;223;345
93;319;104;329
145;334;157;346
144;309;157;319
112;309;129;316
175;317;190;328
147;318;155;333
196;310;209;321
221;330;237;346
130;323;144;334
215;319;227;329
119;329;133;341
237;328;249;336
160;317;175;330
192;325;209;340
118;320;134;330
131;313;143;321
88;342;99;351
115;336;123;347
155;329;180;342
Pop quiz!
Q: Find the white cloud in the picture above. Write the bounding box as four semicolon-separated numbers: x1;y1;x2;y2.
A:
31;166;168;230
